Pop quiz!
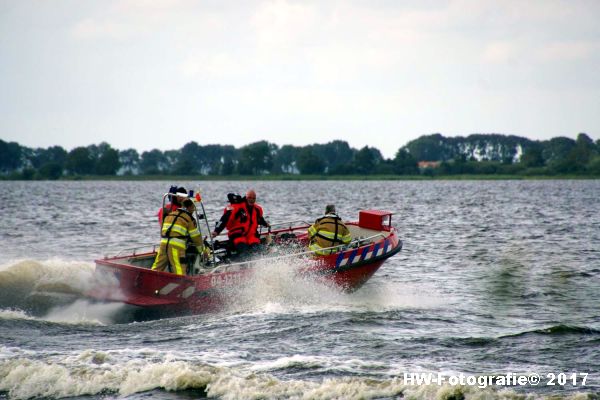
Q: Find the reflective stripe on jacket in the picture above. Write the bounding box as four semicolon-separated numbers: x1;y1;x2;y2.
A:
161;209;204;250
307;214;352;255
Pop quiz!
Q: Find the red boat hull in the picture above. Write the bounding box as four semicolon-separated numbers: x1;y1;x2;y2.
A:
88;211;402;317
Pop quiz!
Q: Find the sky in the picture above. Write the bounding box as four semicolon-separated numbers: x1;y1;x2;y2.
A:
1;0;599;159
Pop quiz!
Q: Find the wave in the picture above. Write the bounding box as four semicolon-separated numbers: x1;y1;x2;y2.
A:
0;259;94;304
502;324;600;339
0;309;35;321
0;352;595;400
0;259;128;324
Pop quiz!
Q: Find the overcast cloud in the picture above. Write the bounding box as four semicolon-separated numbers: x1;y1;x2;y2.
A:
1;0;599;158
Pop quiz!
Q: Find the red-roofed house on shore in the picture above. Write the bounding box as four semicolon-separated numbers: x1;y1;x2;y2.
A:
417;161;441;170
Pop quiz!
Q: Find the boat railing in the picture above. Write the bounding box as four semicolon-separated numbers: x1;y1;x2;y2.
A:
107;243;158;258
263;220;312;233
102;231;389;272
209;232;388;273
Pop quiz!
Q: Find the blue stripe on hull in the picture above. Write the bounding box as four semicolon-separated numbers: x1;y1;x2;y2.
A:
347;249;358;265
372;242;381;256
335;252;345;268
359;247;369;262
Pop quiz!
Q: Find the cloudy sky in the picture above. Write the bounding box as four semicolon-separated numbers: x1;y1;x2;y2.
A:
1;0;599;158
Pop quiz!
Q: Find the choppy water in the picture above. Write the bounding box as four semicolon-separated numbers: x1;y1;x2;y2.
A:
1;180;599;399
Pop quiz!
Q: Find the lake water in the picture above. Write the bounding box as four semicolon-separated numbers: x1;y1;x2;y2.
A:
1;180;599;399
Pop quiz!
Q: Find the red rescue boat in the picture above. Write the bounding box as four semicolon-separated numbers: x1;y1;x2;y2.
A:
87;210;402;318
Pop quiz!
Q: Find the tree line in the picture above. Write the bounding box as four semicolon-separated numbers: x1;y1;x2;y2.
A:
1;133;599;179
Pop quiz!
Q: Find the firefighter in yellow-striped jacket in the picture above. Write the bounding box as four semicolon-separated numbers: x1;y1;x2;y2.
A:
307;204;352;255
152;198;207;275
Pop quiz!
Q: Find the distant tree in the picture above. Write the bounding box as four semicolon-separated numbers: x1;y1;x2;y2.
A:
66;147;95;175
30;145;67;169
24;145;67;178
588;155;600;175
221;146;239;175
352;146;382;174
164;150;179;173
198;144;237;175
197;144;219;175
297;147;325;174
573;133;597;164
520;145;545;168
329;164;354;175
440;154;472;175
38;162;63;179
272;144;300;174
118;149;140;175
222;157;235;175
542;137;576;164
404;133;534;163
21;168;35;180
374;159;396;174
85;144;101;162
95;143;121;175
172;158;196;175
551;133;598;174
0;139;22;173
459;134;525;162
237;141;277;175
404;133;448;161
312;140;355;173
393;148;418;175
173;141;202;175
472;161;502;174
140;149;168;175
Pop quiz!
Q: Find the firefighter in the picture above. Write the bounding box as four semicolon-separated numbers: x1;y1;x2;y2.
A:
152;197;208;275
307;204;352;255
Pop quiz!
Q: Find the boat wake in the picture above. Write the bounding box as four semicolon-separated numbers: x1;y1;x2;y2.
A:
218;257;443;316
0;259;125;324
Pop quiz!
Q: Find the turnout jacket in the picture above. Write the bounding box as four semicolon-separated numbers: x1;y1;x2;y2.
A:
160;208;204;251
307;214;352;255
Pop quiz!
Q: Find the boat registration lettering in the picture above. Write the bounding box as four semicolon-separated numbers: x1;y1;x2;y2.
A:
210;273;243;288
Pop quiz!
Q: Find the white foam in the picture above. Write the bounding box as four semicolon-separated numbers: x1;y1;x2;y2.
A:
0;352;591;400
0;309;34;320
218;257;445;317
0;346;36;362
206;373;409;400
42;299;126;325
251;354;329;372
0;258;95;294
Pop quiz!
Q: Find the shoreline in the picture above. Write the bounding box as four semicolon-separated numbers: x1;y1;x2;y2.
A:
2;174;599;181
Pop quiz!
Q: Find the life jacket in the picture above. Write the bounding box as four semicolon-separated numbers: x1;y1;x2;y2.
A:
245;203;264;245
158;203;179;226
225;202;249;246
